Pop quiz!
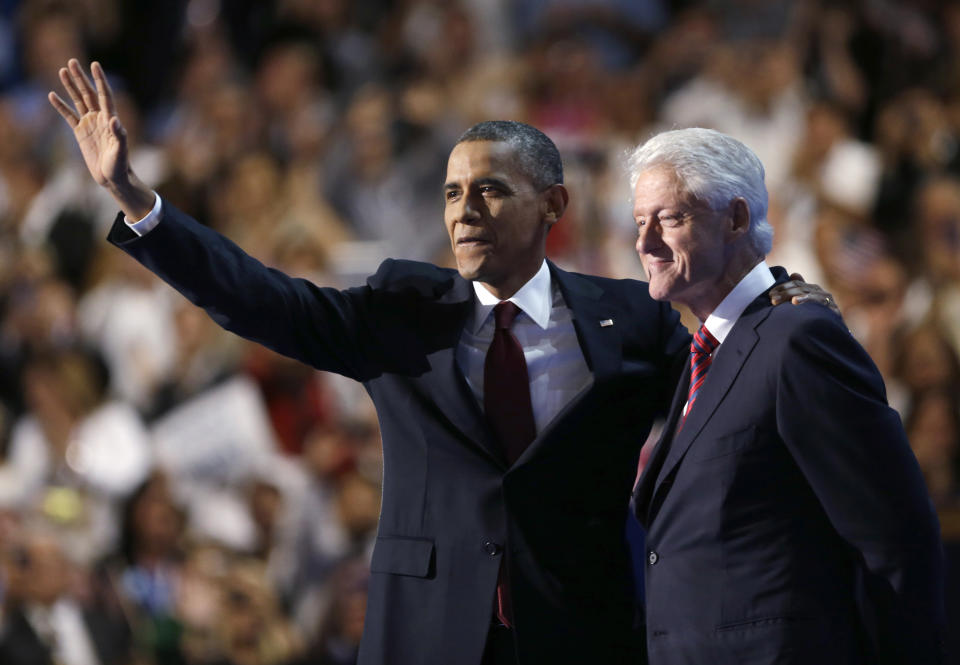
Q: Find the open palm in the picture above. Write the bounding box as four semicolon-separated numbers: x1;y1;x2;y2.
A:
48;59;128;188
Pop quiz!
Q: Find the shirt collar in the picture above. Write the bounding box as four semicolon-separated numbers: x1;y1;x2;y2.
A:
470;260;552;332
703;260;775;344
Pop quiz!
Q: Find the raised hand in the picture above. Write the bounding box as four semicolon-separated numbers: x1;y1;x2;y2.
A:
49;59;128;187
48;59;154;220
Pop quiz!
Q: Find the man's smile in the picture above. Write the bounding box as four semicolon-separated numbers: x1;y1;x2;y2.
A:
644;258;674;272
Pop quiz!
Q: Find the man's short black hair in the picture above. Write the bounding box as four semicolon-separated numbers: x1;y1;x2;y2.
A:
456;120;563;190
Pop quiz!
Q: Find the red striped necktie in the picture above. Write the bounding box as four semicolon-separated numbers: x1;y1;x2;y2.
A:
679;324;719;431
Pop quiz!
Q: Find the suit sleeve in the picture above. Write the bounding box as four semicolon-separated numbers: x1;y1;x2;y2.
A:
107;203;386;381
775;315;945;664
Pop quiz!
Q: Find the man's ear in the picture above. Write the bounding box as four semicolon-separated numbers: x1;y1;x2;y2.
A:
542;184;569;229
728;197;751;238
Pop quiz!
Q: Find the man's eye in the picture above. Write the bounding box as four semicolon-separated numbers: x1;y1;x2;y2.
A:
659;215;680;227
445;190;460;202
480;186;502;196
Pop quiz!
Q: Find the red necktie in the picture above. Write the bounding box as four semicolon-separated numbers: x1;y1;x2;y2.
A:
679;324;719;431
484;301;537;464
483;301;536;627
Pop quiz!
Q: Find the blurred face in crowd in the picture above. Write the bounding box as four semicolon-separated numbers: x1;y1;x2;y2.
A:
5;535;69;606
856;255;907;321
336;472;381;539
444;140;565;299
908;391;958;470
918;178;960;283
132;476;183;557
634;166;747;319
249;481;282;538
303;425;355;480
898;326;959;391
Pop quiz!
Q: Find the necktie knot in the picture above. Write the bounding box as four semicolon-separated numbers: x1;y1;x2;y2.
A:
691;324;719;357
493;301;520;330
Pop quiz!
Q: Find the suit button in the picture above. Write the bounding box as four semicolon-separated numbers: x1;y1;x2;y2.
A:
648;551;659;565
483;540;502;556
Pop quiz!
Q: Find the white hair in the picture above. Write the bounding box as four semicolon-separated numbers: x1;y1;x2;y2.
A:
627;128;773;255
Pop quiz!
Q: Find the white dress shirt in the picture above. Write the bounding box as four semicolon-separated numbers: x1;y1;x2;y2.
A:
125;191;163;235
702;261;776;346
456;260;593;435
128;197;594;435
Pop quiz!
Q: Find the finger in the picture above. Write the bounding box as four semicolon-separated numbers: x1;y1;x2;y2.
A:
48;91;80;128
773;286;803;298
789;284;814;295
110;116;126;140
59;66;87;115
822;295;840;315
796;293;840;314
91;61;115;116
789;272;805;283
68;58;98;113
770;281;800;304
110;117;129;164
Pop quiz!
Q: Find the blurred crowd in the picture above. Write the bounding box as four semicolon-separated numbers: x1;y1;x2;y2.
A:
0;0;959;664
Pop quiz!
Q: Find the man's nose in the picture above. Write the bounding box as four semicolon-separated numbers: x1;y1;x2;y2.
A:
636;223;661;254
459;192;483;223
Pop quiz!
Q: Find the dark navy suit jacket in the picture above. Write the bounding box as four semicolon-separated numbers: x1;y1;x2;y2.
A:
108;203;690;665
633;280;945;665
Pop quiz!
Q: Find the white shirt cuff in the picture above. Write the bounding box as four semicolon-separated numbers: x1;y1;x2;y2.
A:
124;193;162;236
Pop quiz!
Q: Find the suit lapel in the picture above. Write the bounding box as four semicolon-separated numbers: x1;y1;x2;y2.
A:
511;263;622;466
550;262;623;383
651;295;779;504
422;274;505;467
